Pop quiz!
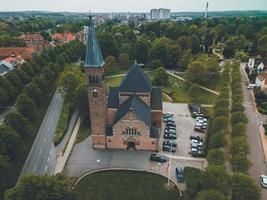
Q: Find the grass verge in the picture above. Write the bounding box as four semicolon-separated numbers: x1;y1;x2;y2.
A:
54;100;71;145
75;124;91;144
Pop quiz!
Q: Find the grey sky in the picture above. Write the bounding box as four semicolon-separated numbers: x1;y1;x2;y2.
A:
1;0;266;12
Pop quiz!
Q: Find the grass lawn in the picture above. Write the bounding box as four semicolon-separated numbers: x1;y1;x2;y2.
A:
75;124;91;144
74;171;183;200
106;72;218;104
54;99;71;145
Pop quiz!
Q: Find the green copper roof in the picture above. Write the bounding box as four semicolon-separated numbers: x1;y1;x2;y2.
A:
84;16;104;68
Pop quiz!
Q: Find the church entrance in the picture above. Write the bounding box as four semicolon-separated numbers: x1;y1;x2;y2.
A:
127;142;136;150
126;136;137;150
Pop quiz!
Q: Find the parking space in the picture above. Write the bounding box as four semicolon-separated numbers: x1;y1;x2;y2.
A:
158;102;206;157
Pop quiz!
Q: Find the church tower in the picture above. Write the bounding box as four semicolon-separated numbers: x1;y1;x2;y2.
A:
84;16;107;149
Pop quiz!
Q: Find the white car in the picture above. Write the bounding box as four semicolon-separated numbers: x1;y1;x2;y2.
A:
260;175;267;188
196;117;207;122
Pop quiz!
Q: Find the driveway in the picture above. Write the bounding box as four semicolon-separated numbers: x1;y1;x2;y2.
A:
240;63;267;199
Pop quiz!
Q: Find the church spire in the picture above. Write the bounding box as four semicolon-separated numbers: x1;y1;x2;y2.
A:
84;16;104;68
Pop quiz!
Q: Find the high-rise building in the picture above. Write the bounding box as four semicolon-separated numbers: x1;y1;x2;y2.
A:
151;8;171;20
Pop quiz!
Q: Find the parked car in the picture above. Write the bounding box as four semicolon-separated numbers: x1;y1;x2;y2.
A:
194;126;206;133
166;122;176;127
164;134;177;140
166;125;176;130
260;175;267;188
176;167;185;183
163;140;177;147
190;135;203;142
163;112;174;117
163;145;176;153
150;153;168;163
191;143;203;149
190;148;203;156
164;118;175;123
165;128;176;134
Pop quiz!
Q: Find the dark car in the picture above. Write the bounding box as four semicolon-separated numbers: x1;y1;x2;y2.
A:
194;126;205;133
190;135;203;142
166;122;176;127
163;140;177;147
166;124;176;130
164;134;177;140
150;153;168;163
165;127;176;133
176;167;184;183
163;145;176;153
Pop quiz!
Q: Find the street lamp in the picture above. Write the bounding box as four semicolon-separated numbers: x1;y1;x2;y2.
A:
157;162;162;172
168;142;172;186
96;159;100;168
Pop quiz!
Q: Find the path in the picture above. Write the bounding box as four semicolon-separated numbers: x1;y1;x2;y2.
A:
166;71;220;96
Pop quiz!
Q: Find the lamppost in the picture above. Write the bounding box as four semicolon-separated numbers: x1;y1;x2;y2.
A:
157;162;162;173
168;142;172;186
96;159;100;168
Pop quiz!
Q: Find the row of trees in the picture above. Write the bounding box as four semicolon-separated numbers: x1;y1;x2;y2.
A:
230;62;251;173
0;41;85;199
184;62;260;199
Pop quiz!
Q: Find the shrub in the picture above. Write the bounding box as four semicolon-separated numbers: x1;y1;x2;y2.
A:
231;136;250;156
231;155;252;173
211;116;228;132
232;123;246;137
184;167;202;197
231;103;245;113
209;131;227;149
207;149;225;165
232;112;248;125
196;189;227;200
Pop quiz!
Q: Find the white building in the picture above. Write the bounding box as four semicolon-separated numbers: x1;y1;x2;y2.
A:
256;71;267;89
151;8;171;20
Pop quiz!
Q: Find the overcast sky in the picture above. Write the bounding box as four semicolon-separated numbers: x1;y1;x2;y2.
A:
1;0;266;12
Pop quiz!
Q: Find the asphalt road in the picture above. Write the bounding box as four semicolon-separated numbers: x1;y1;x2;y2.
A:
20;89;64;176
240;63;267;199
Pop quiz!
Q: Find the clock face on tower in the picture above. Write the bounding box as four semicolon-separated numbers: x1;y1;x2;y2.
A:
92;89;98;98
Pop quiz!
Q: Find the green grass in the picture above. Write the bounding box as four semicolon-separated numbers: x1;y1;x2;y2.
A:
74;171;182;200
54;100;71;145
75;124;91;144
106;71;218;104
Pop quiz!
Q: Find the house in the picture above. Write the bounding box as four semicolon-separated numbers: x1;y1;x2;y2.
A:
0;60;13;76
256;71;267;89
51;32;76;45
84;17;162;150
3;55;26;68
18;33;45;51
0;47;36;61
248;56;265;74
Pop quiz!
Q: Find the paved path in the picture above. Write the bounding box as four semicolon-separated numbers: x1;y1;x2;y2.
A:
166;71;220;96
240;63;267;199
20;89;79;177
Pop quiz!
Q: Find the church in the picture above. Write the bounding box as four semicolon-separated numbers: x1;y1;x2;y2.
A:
84;17;162;151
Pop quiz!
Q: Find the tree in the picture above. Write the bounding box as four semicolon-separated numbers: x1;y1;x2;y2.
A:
14;69;31;85
0;88;8;110
231;112;248;125
202;164;230;194
184;167;202;197
207;149;225;165
209;131;227;149
16;94;37;120
5;174;76;200
150;59;163;69
231;154;252;173
153;67;169;86
98;32;119;58
4;111;30;137
232;123;246;137
104;56;118;74
5;73;24;92
231;136;250;156
196;189;227;200
0;125;20;161
134;38;149;64
0;155;12;199
0;76;18;103
186;60;208;84
178;50;192;70
125;29;137;44
23;82;43;105
223;47;235;58
257;35;267;56
177;35;192;50
118;53;130;69
32;76;49;92
150;37;169;67
232;173;260;200
191;35;201;54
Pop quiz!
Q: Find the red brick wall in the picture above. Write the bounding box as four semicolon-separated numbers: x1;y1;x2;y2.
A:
107;108;117;125
151;110;162;128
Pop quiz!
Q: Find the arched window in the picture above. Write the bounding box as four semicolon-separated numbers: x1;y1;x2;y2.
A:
122;128;140;136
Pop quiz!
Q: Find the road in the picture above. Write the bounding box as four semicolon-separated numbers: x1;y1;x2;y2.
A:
240;63;267;199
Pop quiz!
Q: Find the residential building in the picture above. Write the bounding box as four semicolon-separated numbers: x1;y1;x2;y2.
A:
51;32;76;45
256;70;267;89
18;33;45;51
0;47;36;61
151;8;171;20
84;17;162;150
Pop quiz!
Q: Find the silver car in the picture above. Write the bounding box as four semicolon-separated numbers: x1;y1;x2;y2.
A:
260;175;267;188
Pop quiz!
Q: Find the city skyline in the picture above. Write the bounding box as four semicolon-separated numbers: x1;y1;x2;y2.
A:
0;0;267;12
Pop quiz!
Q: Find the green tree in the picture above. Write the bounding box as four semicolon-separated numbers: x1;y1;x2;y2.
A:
98;32;119;58
231;112;248;125
5;73;24;92
0;125;20;161
231;155;252;173
257;35;267;56
104;56;118;74
202;164;230;194
177;35;192;50
16;94;37;120
232;123;246;137
232;173;260;200
23;82;43;105
186;60;208;84
134;38;149;64
152;67;169;86
150;59;163;69
0;155;12;199
118;53;130;69
231;136;250;156
196;189;227;200
4;111;30;137
5;174;76;200
207;149;225;165
184;167;202;197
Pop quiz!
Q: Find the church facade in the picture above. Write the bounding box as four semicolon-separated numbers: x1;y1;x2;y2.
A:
84;17;162;151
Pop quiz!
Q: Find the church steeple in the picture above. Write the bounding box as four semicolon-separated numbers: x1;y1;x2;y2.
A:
84;16;104;68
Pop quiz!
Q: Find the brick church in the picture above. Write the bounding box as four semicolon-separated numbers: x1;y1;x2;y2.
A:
84;17;162;151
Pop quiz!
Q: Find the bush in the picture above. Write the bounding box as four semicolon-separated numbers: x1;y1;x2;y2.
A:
232;112;248;125
184;167;202;197
232;123;246;137
231;103;245;113
209;131;227;149
207;149;225;165
211;116;228;132
196;189;227;200
231;136;250;156
231;155;252;173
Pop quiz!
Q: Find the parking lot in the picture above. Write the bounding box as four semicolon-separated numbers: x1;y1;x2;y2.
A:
158;102;206;157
